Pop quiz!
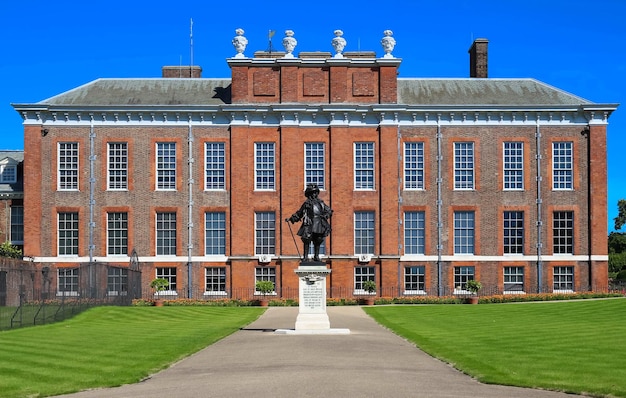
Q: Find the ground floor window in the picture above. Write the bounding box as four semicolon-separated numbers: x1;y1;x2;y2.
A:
404;265;425;294
454;266;475;294
156;267;177;295
255;267;276;294
503;266;524;294
58;268;79;296
553;266;574;292
205;267;226;295
354;266;375;293
107;267;128;296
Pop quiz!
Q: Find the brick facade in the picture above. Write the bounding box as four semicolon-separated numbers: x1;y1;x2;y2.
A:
13;38;617;300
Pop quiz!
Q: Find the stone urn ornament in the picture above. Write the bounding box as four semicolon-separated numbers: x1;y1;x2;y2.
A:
381;30;396;58
331;30;346;58
232;28;248;58
282;30;297;58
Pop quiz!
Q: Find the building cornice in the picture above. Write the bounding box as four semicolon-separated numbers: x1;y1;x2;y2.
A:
29;254;609;263
16;103;615;127
226;57;402;69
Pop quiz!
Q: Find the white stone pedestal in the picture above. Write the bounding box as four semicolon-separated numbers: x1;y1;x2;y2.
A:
275;262;350;335
295;264;330;330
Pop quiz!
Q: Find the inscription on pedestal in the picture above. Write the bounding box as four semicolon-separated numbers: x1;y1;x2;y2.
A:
302;285;323;310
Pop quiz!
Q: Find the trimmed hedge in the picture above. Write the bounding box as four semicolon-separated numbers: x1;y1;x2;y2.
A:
132;292;623;307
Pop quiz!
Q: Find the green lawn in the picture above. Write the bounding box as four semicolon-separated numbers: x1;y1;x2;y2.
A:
365;299;626;397
0;306;264;398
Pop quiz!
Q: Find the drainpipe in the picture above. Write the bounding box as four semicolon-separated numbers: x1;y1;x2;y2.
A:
278;125;283;296
4;201;8;244
437;115;443;296
89;121;96;298
535;119;543;293
187;120;194;299
397;125;402;295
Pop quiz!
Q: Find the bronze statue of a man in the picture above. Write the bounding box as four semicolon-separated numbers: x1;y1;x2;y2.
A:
286;184;333;261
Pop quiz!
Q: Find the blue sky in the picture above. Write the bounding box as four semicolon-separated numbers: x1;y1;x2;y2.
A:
1;0;624;230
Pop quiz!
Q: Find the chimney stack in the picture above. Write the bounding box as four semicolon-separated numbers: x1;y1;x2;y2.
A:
468;38;488;78
162;66;202;78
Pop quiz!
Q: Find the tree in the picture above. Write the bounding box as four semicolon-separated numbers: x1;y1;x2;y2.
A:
0;241;22;258
615;199;626;230
609;252;626;275
608;200;626;279
609;231;626;254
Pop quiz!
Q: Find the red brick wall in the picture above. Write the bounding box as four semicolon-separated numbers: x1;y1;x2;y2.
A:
23;125;43;257
22;56;608;298
230;59;398;105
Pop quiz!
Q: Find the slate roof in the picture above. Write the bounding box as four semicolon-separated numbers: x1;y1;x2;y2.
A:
39;79;232;106
33;77;594;108
396;78;591;106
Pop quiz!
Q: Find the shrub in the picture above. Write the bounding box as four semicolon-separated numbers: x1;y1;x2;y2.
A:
0;241;22;258
255;280;275;296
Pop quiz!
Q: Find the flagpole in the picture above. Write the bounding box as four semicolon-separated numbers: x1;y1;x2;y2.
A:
190;18;194;77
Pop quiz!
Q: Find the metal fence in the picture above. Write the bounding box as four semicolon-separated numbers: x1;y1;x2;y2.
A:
137;282;618;303
0;261;142;330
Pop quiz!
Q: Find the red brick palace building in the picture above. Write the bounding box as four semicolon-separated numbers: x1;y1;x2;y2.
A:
12;31;618;299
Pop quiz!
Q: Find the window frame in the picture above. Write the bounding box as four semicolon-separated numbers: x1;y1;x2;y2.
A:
553;266;574;292
205;212;226;256
354;142;375;190
107;267;128;296
58;268;79;296
107;212;128;256
58;142;79;191
156;267;178;295
58;212;79;256
552;141;573;190
255;211;276;256
404;265;426;294
553;211;574;254
454;266;475;294
107;142;128;191
404;141;424;190
0;164;17;184
354;266;375;294
255;266;276;295
503;211;524;255
254;142;275;191
156;212;177;256
454;211;475;255
308;240;326;257
504;266;525;294
204;267;227;296
10;205;23;245
156;142;177;191
454;142;474;190
205;142;226;191
503;141;524;190
404;211;425;255
354;211;375;255
304;142;325;190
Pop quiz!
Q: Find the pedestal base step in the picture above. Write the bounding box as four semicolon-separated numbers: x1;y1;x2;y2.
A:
274;328;351;335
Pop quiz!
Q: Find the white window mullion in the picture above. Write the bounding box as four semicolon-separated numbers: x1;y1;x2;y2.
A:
454;142;474;190
354;142;375;190
58;142;79;191
255;143;275;191
205;142;225;190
